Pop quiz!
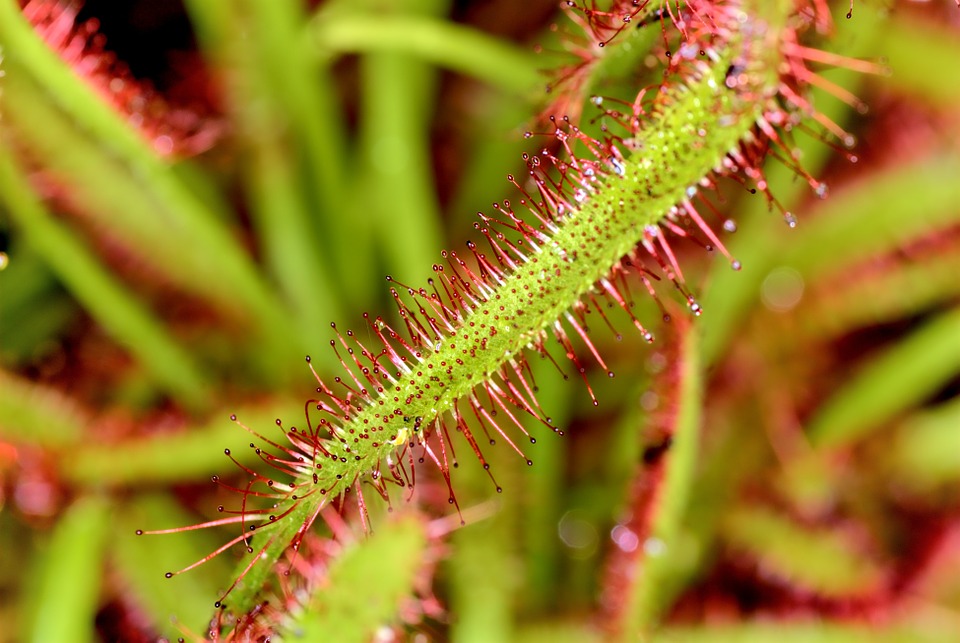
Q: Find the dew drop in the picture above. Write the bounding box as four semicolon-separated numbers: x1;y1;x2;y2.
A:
135;529;143;535
526;459;534;466
165;572;174;579
783;212;798;228
229;414;237;421
731;260;742;271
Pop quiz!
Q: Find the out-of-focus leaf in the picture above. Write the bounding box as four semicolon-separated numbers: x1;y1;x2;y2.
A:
808;304;960;449
783;155;960;283
311;11;540;94
0;246;77;365
21;496;110;643
795;239;960;341
63;397;302;485
608;318;702;636
888;397;960;488
0;146;213;409
881;16;960;106
0;370;88;446
655;622;958;643
722;506;884;597
515;621;603;643
283;514;428;642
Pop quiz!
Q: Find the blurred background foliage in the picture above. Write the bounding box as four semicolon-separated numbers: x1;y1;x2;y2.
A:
2;0;960;640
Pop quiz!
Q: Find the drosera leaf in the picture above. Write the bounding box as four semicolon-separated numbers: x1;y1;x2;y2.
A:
159;0;864;616
699;1;886;366
21;495;111;643
280;513;429;642
721;505;885;598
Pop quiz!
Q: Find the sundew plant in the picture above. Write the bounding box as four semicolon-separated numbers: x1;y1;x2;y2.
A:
2;0;960;640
